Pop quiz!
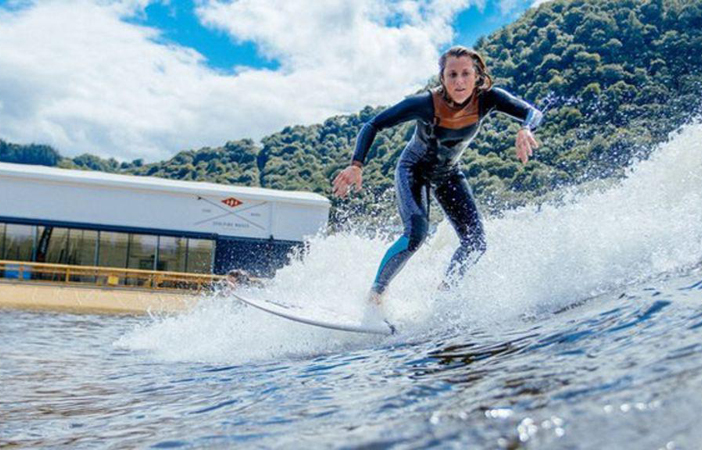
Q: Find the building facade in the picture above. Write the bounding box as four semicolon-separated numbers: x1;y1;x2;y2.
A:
0;162;330;278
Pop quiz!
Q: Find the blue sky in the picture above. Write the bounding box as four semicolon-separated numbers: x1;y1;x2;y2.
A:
0;0;544;160
130;0;533;73
127;0;281;71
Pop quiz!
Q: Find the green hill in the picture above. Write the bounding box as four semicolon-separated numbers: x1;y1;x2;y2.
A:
2;0;700;225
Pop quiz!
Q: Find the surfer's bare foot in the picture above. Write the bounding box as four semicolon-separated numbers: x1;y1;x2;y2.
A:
367;289;384;306
362;290;386;328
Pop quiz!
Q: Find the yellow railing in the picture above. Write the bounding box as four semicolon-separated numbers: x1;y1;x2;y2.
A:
0;260;226;293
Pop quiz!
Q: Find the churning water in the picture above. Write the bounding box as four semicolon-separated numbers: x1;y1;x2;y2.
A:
2;121;702;449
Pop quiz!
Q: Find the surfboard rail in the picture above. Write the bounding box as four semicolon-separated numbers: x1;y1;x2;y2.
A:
230;292;395;336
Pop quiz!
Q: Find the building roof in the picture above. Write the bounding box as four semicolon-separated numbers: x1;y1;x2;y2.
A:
0;162;329;207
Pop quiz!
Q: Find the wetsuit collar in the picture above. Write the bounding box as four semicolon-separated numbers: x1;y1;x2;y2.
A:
439;86;476;110
431;87;480;130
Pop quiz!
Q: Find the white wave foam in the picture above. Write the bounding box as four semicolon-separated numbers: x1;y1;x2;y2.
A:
118;121;702;363
455;120;702;323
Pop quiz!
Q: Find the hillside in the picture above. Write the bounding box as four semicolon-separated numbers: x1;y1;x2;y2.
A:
2;0;700;225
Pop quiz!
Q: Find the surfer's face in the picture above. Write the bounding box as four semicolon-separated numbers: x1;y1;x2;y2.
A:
441;56;476;105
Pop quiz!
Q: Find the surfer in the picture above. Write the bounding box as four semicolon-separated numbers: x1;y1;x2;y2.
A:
332;46;543;305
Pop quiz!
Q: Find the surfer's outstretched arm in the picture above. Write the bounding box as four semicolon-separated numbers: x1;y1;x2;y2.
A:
351;94;430;166
483;87;543;164
332;93;432;198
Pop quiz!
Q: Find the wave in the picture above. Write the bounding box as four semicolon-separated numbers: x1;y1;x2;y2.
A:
117;120;702;363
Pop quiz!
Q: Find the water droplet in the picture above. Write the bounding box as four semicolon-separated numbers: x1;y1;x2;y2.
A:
487;408;513;419
430;412;440;425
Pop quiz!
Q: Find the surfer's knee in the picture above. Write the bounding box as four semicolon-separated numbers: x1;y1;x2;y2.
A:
407;214;429;252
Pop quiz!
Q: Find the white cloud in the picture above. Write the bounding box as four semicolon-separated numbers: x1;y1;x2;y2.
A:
196;0;469;107
0;0;470;161
530;0;553;7
497;0;519;15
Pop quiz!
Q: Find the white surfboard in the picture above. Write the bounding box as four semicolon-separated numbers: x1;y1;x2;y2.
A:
230;292;395;336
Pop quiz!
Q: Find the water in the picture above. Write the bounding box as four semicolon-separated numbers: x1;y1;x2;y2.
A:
2;122;702;449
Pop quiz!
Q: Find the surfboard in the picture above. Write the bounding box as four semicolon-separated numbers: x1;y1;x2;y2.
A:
230;292;395;336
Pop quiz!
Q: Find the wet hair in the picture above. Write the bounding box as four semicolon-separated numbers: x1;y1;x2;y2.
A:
438;46;493;95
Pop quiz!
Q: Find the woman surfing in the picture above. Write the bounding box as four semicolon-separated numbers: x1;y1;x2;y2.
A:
332;45;543;307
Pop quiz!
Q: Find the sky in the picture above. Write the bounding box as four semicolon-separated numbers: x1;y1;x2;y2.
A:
0;0;550;161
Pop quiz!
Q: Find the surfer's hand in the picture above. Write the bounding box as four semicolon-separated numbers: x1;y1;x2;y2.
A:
332;165;363;198
516;128;539;164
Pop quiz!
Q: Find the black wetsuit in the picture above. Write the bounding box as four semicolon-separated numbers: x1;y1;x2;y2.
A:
352;87;543;294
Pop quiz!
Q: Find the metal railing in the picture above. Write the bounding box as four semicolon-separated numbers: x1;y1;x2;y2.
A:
0;260;226;293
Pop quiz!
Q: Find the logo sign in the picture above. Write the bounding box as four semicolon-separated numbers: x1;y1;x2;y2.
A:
221;197;242;208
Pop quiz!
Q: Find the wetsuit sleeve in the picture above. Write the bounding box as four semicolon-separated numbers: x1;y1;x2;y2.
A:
482;87;543;131
352;92;433;165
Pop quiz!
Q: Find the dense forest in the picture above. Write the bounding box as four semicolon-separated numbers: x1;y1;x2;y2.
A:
2;0;701;226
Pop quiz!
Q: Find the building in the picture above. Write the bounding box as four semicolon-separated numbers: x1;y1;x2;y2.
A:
0;162;330;278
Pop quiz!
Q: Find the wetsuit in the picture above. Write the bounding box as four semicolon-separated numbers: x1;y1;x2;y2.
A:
352;86;543;294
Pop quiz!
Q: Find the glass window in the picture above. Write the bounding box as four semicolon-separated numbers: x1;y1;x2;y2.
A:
67;229;98;266
4;224;35;262
127;234;157;271
98;231;129;269
35;227;70;264
187;239;214;274
158;236;187;272
0;223;6;259
125;234;157;287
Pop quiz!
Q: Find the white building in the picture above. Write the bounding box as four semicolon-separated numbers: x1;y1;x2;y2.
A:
0;162;330;276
